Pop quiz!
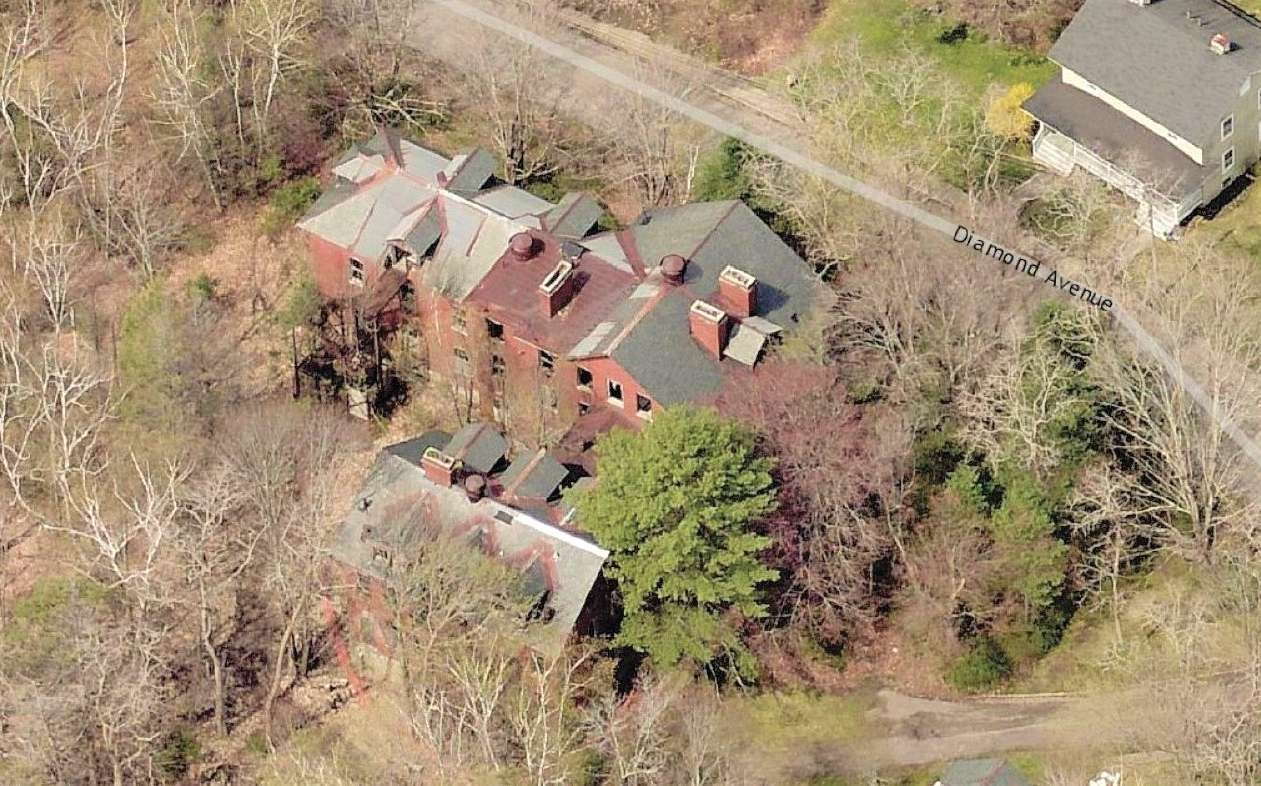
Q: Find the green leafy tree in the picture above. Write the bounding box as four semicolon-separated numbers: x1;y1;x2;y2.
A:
568;406;778;678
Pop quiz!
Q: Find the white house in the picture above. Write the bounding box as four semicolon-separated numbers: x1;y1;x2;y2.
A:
1025;0;1261;236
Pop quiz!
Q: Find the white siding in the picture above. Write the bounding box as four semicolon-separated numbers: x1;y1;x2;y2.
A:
1061;68;1203;164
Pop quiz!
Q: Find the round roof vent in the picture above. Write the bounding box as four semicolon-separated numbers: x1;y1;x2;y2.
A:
509;232;536;261
660;254;687;284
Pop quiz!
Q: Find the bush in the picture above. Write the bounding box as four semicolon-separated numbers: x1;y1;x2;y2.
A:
279;273;324;329
692;137;756;202
946;637;1012;692
261;177;321;238
187;272;219;302
155;729;201;781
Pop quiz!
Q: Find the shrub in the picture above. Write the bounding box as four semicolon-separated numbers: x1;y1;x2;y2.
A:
692;137;756;202
155;729;201;781
261;177;321;238
187;272;219;303
279;273;324;329
985;82;1036;139
946;636;1012;692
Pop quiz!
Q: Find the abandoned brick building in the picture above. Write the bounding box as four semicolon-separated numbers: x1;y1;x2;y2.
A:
298;130;818;445
332;423;608;654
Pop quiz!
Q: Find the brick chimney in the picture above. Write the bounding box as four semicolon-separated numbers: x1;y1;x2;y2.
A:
1212;33;1231;54
718;266;758;318
538;260;575;318
421;447;458;486
689;300;729;359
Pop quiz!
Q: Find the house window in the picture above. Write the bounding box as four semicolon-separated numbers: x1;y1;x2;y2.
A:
635;394;652;418
349;257;365;286
578;401;591;416
544;386;558;413
486;319;504;342
607;379;623;405
1224;147;1235;173
453;347;470;377
453;309;467;335
538;350;556;376
576;366;593;389
372;546;389;564
490;354;505;376
383;243;412;271
1222;115;1234;139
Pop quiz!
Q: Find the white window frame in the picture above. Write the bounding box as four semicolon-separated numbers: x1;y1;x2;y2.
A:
1223;146;1235;173
634;394;653;420
576;365;593;391
1222;114;1234;140
607;379;624;406
348;257;366;286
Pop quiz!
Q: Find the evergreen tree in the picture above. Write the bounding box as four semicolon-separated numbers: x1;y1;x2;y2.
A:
568;406;778;678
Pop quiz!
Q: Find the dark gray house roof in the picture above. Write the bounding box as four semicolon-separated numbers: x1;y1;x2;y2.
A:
544;192;604;238
1025;79;1204;196
611;200;817;405
939;758;1032;786
445;423;509;475
500;448;571;501
1049;0;1261;147
332;448;609;655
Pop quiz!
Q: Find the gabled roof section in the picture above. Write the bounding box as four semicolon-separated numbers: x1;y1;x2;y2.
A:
610;289;727;405
544;192;604;238
445;422;509;475
445;149;498;194
500;449;570;502
472;185;555;219
1049;0;1261;147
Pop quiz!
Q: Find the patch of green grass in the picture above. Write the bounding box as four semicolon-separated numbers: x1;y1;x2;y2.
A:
812;0;1057;99
1194;167;1261;262
728;690;878;750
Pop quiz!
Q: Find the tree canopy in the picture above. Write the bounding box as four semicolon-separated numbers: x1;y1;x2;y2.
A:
567;406;778;678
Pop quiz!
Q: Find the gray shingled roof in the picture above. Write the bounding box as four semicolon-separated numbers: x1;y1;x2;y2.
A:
1049;0;1261;147
612;291;726;405
939;758;1032;786
446;149;498;194
384;431;452;466
611;200;816;404
500;449;570;500
545;192;604;238
445;423;509;474
1025;78;1203;196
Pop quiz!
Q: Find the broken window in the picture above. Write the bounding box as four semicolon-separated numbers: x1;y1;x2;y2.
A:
490;354;505;376
544;386;558;413
349;257;365;286
576;366;593;389
578;401;591;416
607;379;623;404
538;350;556;376
384;243;412;270
635;394;652;417
453;309;467;334
372;546;390;564
454;347;470;377
486;318;504;341
399;282;416;312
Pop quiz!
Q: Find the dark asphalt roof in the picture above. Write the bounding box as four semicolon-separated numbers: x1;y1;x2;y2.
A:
545;192;604;238
384;431;452;466
403;208;442;254
1049;0;1261;147
612;291;726;405
445;423;509;474
500;449;570;501
446;149;498;194
302;179;357;221
1025;78;1204;196
612;200;816;405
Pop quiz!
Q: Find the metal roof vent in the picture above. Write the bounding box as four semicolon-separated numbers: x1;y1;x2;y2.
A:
660;254;687;284
509;232;537;261
1212;33;1231;54
1128;0;1150;6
